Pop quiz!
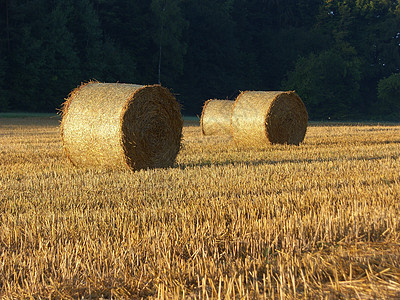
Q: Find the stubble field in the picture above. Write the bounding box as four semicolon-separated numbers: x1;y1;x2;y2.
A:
1;116;400;299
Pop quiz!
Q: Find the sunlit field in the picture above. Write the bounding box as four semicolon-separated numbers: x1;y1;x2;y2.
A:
1;116;400;299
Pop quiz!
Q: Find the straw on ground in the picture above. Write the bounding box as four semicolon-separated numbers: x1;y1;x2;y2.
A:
0;117;399;299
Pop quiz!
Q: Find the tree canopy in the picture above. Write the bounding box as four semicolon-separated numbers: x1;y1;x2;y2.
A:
0;0;399;120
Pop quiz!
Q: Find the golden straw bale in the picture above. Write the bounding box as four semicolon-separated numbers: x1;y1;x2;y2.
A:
60;82;182;171
200;99;234;136
231;91;308;147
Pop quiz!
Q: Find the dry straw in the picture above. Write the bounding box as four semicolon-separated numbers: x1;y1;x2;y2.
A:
200;99;234;136
231;91;308;147
60;82;183;171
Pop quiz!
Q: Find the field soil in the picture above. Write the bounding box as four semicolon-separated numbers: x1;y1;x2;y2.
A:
1;117;400;299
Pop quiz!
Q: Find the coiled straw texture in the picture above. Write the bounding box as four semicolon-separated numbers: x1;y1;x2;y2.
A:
61;82;182;171
200;99;234;136
231;91;308;147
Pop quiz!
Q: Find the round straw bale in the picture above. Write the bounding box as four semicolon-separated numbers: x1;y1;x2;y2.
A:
61;82;183;171
231;91;308;147
200;99;234;136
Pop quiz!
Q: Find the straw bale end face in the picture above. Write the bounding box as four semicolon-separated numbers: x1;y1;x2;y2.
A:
265;91;308;145
61;82;183;171
231;91;308;147
120;85;183;170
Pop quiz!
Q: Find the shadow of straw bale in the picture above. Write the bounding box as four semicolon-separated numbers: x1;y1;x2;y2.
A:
306;139;400;147
177;154;400;170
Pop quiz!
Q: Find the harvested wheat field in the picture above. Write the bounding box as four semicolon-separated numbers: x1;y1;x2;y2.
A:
1;116;400;299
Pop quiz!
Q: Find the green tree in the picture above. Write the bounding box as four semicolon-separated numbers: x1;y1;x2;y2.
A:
70;0;104;80
180;0;241;113
151;0;188;86
317;0;400;116
377;73;400;119
0;0;10;111
7;0;47;111
0;54;7;112
283;49;361;120
231;0;327;91
7;0;80;111
101;36;137;83
94;0;152;83
79;0;138;83
40;0;81;110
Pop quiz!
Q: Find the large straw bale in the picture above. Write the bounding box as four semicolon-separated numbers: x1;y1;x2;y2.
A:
61;82;182;171
200;99;234;136
231;91;308;147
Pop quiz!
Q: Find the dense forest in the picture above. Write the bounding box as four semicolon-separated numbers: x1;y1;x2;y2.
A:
0;0;399;120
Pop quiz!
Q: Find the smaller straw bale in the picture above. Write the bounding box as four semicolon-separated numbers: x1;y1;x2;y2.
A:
200;99;234;136
231;91;308;147
60;82;182;171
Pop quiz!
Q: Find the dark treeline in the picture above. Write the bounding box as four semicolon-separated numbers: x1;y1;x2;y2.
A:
0;0;400;120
